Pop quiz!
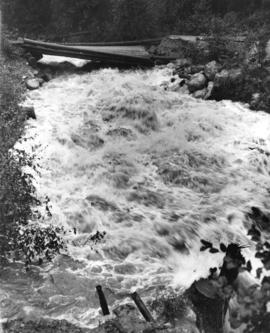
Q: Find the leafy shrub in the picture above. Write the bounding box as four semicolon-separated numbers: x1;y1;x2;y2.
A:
13;224;65;269
198;220;270;333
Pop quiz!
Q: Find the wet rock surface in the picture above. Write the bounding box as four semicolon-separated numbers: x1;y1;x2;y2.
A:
25;78;40;90
170;37;270;111
20;105;36;119
187;73;207;93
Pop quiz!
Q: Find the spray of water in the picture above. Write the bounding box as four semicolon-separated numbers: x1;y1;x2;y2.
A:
1;56;270;327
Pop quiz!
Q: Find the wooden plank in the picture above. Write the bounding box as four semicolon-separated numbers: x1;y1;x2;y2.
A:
130;292;155;322
96;285;110;316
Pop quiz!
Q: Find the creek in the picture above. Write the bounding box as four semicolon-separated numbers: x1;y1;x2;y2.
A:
1;56;270;328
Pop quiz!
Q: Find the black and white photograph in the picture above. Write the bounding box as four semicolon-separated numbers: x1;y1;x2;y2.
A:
1;1;270;332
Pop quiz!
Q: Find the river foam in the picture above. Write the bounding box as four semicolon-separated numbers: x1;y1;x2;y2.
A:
2;56;270;327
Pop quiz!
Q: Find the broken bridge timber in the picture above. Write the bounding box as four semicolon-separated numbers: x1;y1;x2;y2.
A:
15;37;177;66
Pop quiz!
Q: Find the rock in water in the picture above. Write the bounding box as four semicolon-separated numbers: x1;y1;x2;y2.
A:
26;78;40;90
204;61;221;81
20;106;36;120
188;73;207;93
193;88;207;99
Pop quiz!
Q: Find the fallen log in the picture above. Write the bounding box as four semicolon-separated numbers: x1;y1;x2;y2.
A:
19;44;154;66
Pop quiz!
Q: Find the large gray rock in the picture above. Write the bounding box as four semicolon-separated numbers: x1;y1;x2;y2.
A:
25;78;40;90
204;61;221;80
20;106;36;120
188;73;207;93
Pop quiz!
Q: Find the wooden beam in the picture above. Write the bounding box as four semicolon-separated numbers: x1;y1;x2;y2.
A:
96;285;110;316
130;292;155;322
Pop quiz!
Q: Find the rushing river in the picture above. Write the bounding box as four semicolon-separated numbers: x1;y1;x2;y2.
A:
1;56;270;328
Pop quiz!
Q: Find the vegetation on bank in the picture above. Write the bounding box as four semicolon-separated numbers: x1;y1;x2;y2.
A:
0;38;65;268
0;41;34;258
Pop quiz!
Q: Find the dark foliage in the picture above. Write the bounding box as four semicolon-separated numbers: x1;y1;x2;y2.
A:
2;0;270;41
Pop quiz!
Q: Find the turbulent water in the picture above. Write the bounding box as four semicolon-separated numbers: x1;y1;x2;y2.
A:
1;56;270;328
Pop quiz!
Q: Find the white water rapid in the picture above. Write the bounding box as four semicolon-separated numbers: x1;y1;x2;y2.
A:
1;56;270;328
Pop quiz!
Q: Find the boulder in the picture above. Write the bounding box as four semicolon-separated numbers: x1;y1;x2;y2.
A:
193;88;207;99
20;106;36;120
204;61;221;80
25;78;40;90
188;73;207;93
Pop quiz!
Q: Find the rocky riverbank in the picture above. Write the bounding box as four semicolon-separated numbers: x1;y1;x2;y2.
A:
24;34;270;113
152;35;270;112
